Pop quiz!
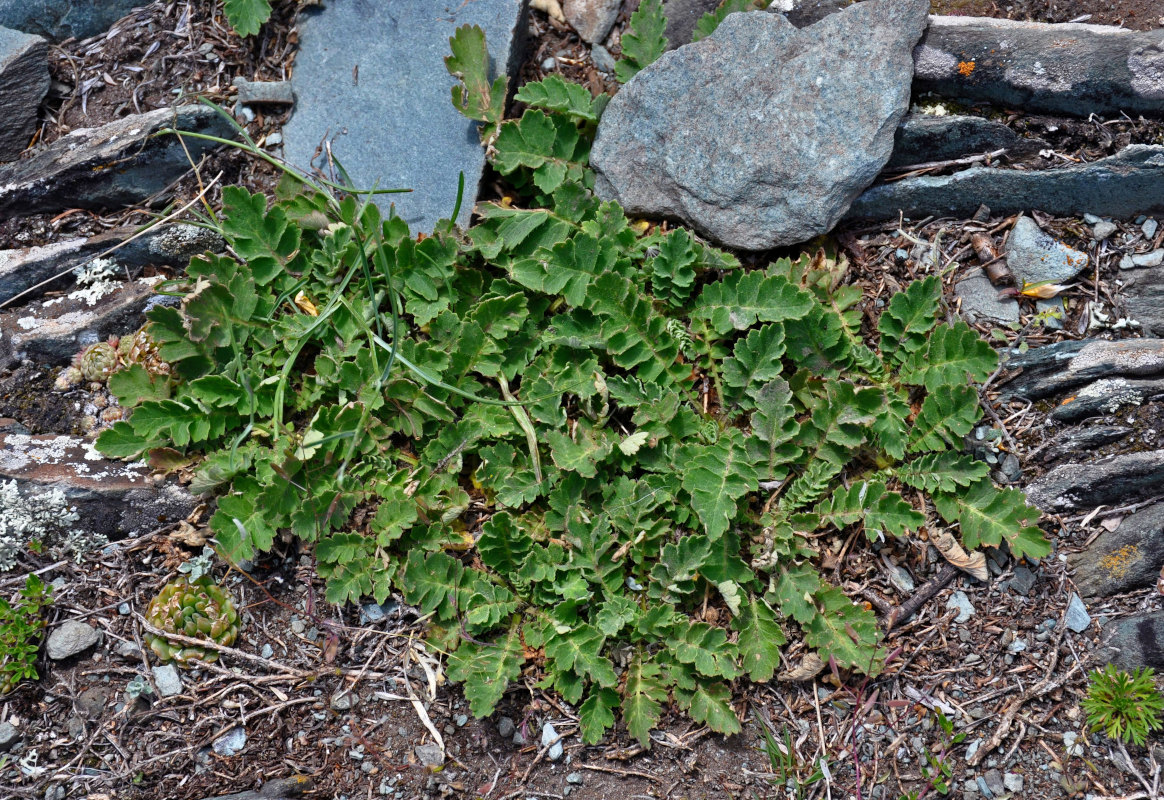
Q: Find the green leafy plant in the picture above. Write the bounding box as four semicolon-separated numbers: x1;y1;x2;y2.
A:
1083;664;1164;746
755;722;825;800
0;575;52;694
919;710;966;795
222;0;272;38
97;27;1046;745
693;0;772;42
615;0;669;83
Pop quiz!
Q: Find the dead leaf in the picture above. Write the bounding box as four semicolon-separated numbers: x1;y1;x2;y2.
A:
778;651;825;682
294;291;319;316
169;520;210;547
1100;516;1123;532
931;531;989;581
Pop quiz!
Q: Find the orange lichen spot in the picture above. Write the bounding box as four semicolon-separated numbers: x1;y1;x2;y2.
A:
1100;544;1140;581
957;61;976;76
1059;395;1076;405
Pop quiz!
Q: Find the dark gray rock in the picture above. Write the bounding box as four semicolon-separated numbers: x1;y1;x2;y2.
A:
497;716;516;738
662;0;721;48
0;105;236;218
592;0;929;250
1009;566;1036;596
0;720;18;752
284;0;529;234
1044;426;1132;463
1006;215;1089;286
954;268;1018;325
1049;377;1164;423
414;742;444;768
886;114;1047;170
1000;338;1164;401
232;77;293;106
1025;449;1164;512
0;278;157;370
564;0;621;44
0;433;197;539
0;223;222;307
1065;592;1092;633
46;620;99;660
0;26;48;162
913;16;1164;118
212;727;247;757
0;0;142;42
1100;612;1164;671
846;145;1164;223
1069;502;1164;598
1122;263;1164;336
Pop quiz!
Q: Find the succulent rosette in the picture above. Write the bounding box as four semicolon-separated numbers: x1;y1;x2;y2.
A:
145;575;241;664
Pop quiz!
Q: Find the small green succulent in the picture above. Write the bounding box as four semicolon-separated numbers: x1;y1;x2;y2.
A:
77;342;118;382
145;572;241;664
1082;664;1164;746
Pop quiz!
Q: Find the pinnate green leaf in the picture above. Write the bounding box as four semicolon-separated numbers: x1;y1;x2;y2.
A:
933;480;1049;559
878;275;941;365
623;654;668;746
899;321;998;390
908;384;982;453
446;25;507;128
732;598;785;681
515;74;604;122
681;430;759;540
615;0;668;83
223;0;271;37
448;620;524;717
694;271;814;336
579;688;620;744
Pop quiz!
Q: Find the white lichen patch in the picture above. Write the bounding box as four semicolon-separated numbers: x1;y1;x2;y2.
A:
68;257;123;307
16;317;40;330
1071;341;1164;376
0;479;91;570
0;434;150;484
1076;378;1146;413
1129;43;1164;100
911;44;957;79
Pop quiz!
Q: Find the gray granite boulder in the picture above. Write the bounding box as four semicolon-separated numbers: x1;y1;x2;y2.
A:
592;0;929;250
1069;502;1164;598
0;105;236;217
0;0;142;42
914;16;1164;118
845;146;1164;223
284;0;529;234
0;26;48;162
1026;450;1164;513
1006;215;1088;287
887;115;1047;170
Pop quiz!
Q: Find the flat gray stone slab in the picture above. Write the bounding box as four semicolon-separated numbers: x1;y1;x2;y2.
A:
1122;264;1164;336
954;269;1018;325
283;0;529;234
0;25;48;162
0;0;142;42
46;620;99;660
0;433;196;539
1069;501;1164;598
1026;449;1164;513
1000;338;1164;401
1006;215;1089;286
914;16;1164;118
846;145;1164;223
592;0;929;250
0;105;235;218
886;114;1046;170
1049;377;1164;423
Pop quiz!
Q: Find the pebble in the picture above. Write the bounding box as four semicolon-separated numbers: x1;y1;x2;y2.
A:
590;44;615;74
1063;730;1083;756
455;714;468;727
359;601;398;624
114;640;139;658
212;727;247;756
1004;772;1024;792
497;717;516;738
414;742;444;768
265;132;283;147
1120;254;1137;270
567;772;583;785
118;602;131;615
1010;566;1036;596
1092;220;1117;240
976;775;993;798
887;564;915;594
1083;213;1102;224
0;721;19;752
1144;219;1159;239
542;722;564;762
1006;638;1027;654
999;453;1022;482
541;56;557;71
290;617;306;634
1132;249;1164;268
261;643;274;659
946;590;976;624
152;664;183;698
331;690;358;711
1065;593;1091;633
966;739;982;761
46;621;100;660
984;769;1004;796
